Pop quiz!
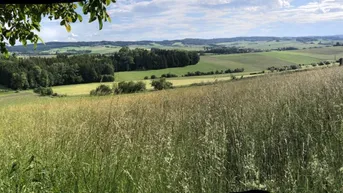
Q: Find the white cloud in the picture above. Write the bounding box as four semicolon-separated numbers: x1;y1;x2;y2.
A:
35;0;343;42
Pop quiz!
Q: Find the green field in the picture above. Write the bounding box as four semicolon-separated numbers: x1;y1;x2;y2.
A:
6;46;343;96
114;47;342;81
216;39;339;50
33;39;343;55
1;67;343;192
42;43;204;54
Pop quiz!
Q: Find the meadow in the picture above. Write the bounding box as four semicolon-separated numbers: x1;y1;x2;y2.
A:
114;47;342;81
1;66;343;192
47;46;342;96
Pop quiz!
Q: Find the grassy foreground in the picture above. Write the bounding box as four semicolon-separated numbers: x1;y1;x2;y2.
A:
1;67;343;192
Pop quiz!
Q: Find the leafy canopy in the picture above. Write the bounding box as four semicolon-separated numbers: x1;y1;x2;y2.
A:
0;0;116;55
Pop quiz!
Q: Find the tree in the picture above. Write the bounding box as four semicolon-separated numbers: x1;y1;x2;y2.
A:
151;78;173;90
0;0;116;55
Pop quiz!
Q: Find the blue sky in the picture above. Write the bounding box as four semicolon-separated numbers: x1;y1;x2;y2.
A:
38;0;343;42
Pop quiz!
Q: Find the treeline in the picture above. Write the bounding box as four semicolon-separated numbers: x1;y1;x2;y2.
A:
273;47;299;51
334;42;343;47
112;47;200;71
203;47;263;54
0;48;200;90
184;68;244;77
0;54;115;90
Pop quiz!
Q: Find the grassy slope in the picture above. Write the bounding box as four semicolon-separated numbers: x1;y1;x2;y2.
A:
49;47;343;95
1;67;343;192
52;76;237;96
7;46;343;96
217;40;327;49
43;44;204;54
115;48;341;81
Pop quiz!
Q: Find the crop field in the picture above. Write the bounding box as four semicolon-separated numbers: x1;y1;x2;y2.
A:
1;66;343;192
41;44;204;54
52;76;237;96
37;40;343;55
3;46;342;97
216;40;334;50
115;47;342;81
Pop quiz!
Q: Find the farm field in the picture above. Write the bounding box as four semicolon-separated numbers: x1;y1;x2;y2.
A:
1;66;343;192
18;39;343;55
40;43;204;54
216;39;338;50
2;46;342;97
52;75;238;96
114;47;342;81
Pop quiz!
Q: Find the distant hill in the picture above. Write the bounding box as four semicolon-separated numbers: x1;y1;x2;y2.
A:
7;35;343;53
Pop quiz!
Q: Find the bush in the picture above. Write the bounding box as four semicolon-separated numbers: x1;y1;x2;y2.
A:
101;75;115;82
116;81;146;94
151;78;173;90
90;84;113;96
144;76;149;80
33;87;53;96
318;61;325;66
151;75;156;79
161;73;178;78
290;65;299;70
52;93;67;98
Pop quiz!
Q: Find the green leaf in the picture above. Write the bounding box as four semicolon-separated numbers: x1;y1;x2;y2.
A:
77;15;83;22
27;32;34;40
106;12;112;22
38;36;45;45
21;39;27;46
9;36;16;46
5;31;11;39
32;22;40;31
106;0;111;6
82;4;88;14
89;12;97;23
98;17;103;30
65;23;71;32
60;20;65;26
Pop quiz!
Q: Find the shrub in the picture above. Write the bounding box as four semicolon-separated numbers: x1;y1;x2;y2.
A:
33;87;54;96
101;75;115;82
151;78;173;90
318;62;325;66
144;76;149;80
52;93;67;98
324;61;331;65
161;73;178;78
311;63;317;67
90;84;113;96
290;65;299;70
116;81;146;94
151;75;157;79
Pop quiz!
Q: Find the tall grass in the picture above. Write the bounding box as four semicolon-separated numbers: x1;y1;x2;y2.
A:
1;67;343;192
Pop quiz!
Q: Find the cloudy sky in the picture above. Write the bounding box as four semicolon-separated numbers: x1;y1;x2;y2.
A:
38;0;343;42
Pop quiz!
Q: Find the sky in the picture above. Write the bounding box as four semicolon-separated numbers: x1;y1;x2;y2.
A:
38;0;343;42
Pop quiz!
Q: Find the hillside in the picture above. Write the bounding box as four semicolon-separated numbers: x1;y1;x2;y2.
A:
1;66;343;192
8;35;343;53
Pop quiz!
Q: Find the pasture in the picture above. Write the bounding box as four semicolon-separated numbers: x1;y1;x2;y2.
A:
41;44;204;55
3;46;342;96
52;76;236;96
1;66;343;192
114;47;342;81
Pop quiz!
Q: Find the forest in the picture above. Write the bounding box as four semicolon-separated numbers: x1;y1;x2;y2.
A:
0;47;200;90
